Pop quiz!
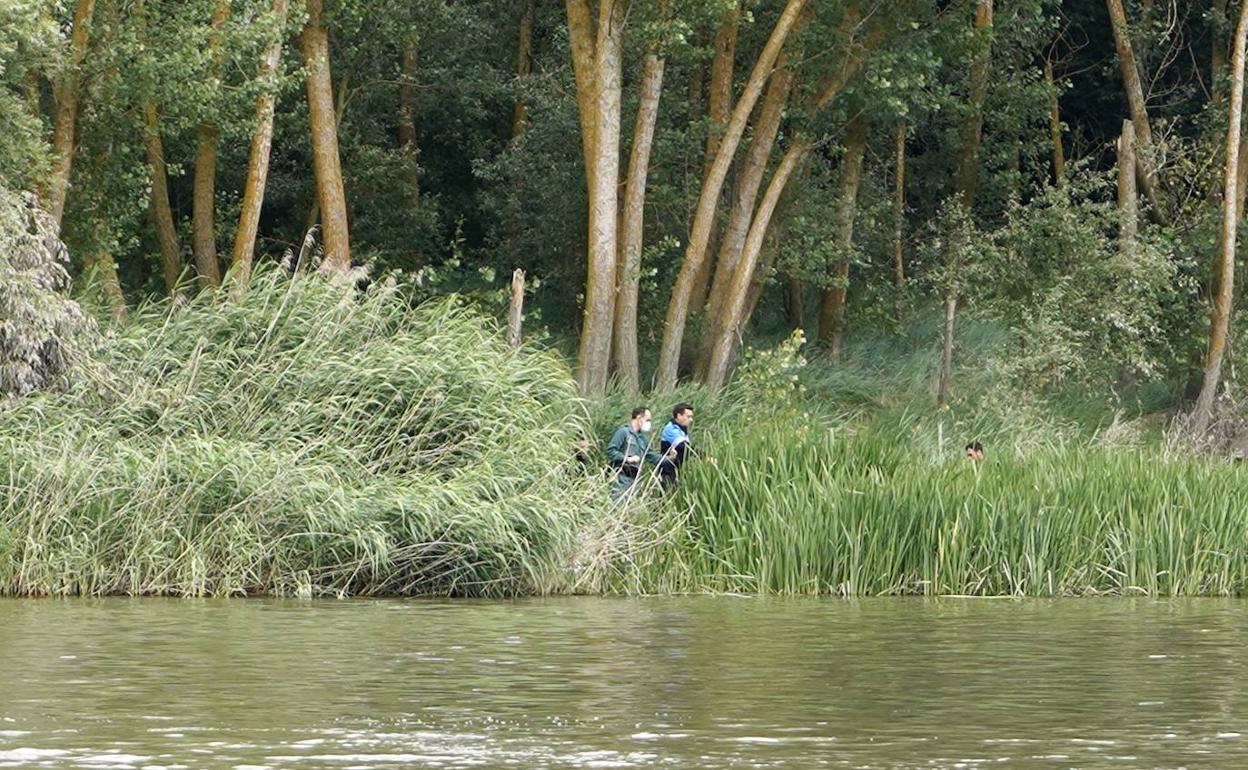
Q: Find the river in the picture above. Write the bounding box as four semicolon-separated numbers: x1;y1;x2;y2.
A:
1;597;1245;768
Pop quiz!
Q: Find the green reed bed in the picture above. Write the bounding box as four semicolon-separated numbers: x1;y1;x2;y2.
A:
0;269;605;597
641;415;1248;596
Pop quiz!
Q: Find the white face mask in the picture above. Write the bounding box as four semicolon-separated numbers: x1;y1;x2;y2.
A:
640;420;652;433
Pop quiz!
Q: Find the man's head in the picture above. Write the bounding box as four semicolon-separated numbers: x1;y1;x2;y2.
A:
964;441;984;462
672;402;694;428
630;406;652;432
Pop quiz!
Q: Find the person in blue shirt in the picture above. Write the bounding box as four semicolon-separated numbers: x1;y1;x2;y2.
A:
658;402;696;488
605;406;666;502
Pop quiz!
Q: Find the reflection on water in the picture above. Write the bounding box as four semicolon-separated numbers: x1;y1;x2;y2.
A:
2;597;1247;768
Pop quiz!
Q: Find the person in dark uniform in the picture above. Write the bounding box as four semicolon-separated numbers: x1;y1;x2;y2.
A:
658;403;696;488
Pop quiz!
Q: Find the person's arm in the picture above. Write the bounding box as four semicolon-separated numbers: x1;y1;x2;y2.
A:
644;437;664;466
606;427;628;467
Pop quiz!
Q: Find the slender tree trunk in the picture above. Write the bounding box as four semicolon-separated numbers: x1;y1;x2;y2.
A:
230;0;289;293
1105;0;1166;222
816;115;867;359
45;0;96;229
511;0;535;137
507;268;525;349
785;276;805;332
84;244;127;321
937;0;992;408
704;140;806;390
304;66;352;238
1045;56;1065;183
611;50;665;396
568;0;627;398
703;52;795;339
892;121;908;324
704;5;739;172
399;45;420;203
1118;118;1138;258
301;0;351;272
1192;0;1248;436
653;0;808;391
141;103;183;295
191;0;229;291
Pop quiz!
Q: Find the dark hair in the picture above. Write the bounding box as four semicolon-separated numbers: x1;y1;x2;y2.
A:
631;406;650;420
965;441;983;452
672;402;693;419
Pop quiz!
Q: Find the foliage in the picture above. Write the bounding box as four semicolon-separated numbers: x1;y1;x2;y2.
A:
0;268;606;597
0;188;96;398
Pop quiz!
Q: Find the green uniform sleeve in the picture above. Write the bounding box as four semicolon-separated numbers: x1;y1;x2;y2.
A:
606;427;629;466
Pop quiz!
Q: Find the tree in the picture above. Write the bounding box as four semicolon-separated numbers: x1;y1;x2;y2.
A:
1191;0;1248;435
191;0;230;291
301;0;351;272
652;0;808;392
816;113;867;360
936;0;992;408
230;0;289;293
45;0;96;229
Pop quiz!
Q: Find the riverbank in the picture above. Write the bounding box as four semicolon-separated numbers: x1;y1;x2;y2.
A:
2;272;1243;598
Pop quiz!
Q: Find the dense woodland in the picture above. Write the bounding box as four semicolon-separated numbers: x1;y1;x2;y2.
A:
5;0;1248;423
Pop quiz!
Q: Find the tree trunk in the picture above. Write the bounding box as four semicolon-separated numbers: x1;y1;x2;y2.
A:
303;66;352;239
1105;0;1166;222
84;244;127;321
399;45;420;203
703;51;795;340
653;0;808;392
191;0;230;291
937;0;992;408
45;0;96;229
785;276;805;332
1045;56;1065;183
230;0;289;293
301;0;351;272
511;0;535;137
704;140;806;390
704;4;739;172
892;121;907;324
816;115;867;359
568;0;627;398
507;268;525;349
1191;0;1248;436
611;50;665;397
1117;118;1138;259
142;103;183;295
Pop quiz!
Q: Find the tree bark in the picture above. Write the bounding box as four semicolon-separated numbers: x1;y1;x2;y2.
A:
142;103;183;295
703;52;795;341
507;268;525;349
653;0;808;392
1045;56;1065;183
816;114;867;360
937;0;992;408
892;121;907;324
399;45;420;203
303;66;352;239
511;0;535;137
1191;0;1248;437
230;0;289;294
45;0;96;229
568;0;627;398
191;0;230;291
1105;0;1166;222
704;139;806;390
300;0;351;272
84;241;127;321
611;49;665;396
704;5;739;172
1117;118;1138;259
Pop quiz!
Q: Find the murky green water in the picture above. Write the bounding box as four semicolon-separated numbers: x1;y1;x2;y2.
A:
2;597;1247;768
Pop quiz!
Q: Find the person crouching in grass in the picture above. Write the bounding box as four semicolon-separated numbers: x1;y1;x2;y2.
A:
606;406;665;503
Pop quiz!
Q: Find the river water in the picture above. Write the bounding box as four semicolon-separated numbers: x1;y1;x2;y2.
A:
1;597;1246;769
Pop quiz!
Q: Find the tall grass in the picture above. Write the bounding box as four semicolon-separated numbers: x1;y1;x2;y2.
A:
0;269;607;597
